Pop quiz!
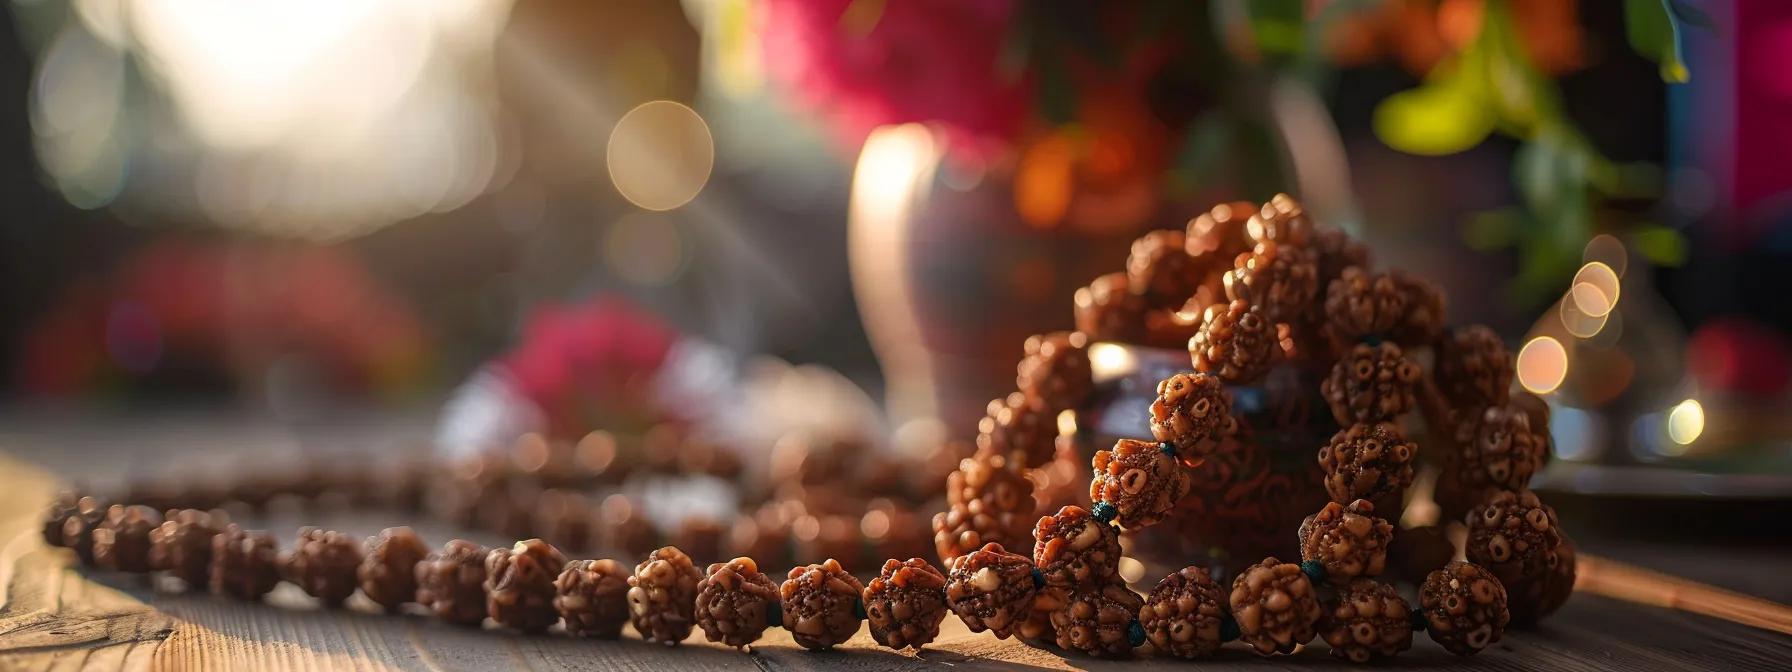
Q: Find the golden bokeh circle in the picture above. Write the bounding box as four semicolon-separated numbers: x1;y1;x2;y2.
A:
607;100;714;211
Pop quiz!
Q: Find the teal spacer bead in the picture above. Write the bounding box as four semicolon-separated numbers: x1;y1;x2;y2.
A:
1031;567;1045;588
1363;334;1385;346
766;599;783;628
1220;614;1240;642
1157;441;1176;456
1410;608;1428;632
1300;559;1327;584
1126;619;1147;648
1091;501;1118;525
853;597;867;621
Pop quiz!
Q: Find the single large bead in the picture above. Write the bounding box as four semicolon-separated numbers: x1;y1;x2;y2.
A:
1043;582;1145;657
933;448;1036;562
1435;325;1514;407
863;558;949;650
1298;500;1394;583
944;542;1038;639
1148;372;1236;462
1138;566;1226;659
1190;299;1278;384
150;509;224;587
1318;422;1417;505
283;527;362;607
1320;579;1413;662
1465;490;1571;623
1321;341;1421;425
359;527;428;612
211;525;280;601
92;505;161;573
485;539;567;633
1016;331;1094;413
977;392;1058;468
1089;439;1190;531
1228;557;1323;656
693;557;778;647
780;558;865;651
1419;561;1510;655
628;545;704;645
1225;240;1319;325
1032;505;1121;586
1323;267;1405;344
416;539;489;626
1128;230;1205;308
556;558;633;639
1074;272;1146;343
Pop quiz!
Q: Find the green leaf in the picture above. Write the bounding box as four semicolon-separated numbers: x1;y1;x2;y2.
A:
1626;0;1691;83
1372;83;1495;156
1632;225;1689;266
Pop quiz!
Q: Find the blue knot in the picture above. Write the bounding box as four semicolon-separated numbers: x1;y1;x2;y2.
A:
1126;619;1146;648
1410;608;1428;632
1090;501;1118;525
1363;334;1385;347
853;598;867;621
766;600;782;627
1031;567;1045;588
1219;614;1240;642
1157;441;1177;456
1300;559;1327;584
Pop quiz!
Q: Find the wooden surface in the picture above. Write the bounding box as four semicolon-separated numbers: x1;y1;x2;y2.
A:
2;415;1790;670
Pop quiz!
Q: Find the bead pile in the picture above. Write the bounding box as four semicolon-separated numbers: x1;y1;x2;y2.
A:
41;194;1574;662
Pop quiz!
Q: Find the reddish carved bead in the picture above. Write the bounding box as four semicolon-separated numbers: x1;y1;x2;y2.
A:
1228;557;1322;656
557;559;633;639
1225;239;1319;325
1042;582;1145;657
211;525;280;601
1190;299;1278;384
1139;566;1227;659
1323;267;1405;344
1016;331;1094;412
1419;561;1510;655
1320;579;1413;662
1032;505;1121;586
92;505;161;573
977;392;1058;468
486;539;567;633
359;527;428;612
1298;499;1394;583
1465;490;1572;623
1318;422;1416;505
780;558;865;651
1074;272;1146;343
1447;403;1550;493
1435;325;1515;407
933;449;1035;562
417;540;489;626
150;509;224;587
944;542;1038;639
693;557;778;647
1148;372;1236;461
1322;341;1421;424
1185;201;1257;263
283;527;362;607
1128;230;1205;308
1089;439;1190;531
628;546;704;645
863;558;949;650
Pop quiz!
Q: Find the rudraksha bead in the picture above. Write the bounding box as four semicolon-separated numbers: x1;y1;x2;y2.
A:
1127;230;1204;308
1074;272;1146;343
1447;403;1550;493
40;490;79;548
150;509;223;587
92;505;161;573
1419;561;1509;655
1465;489;1568;620
1044;582;1145;657
1148;372;1236;462
485;539;567;633
1089;439;1190;530
211;525;280;601
780;558;865;651
1388;524;1455;582
944;542;1038;639
628;545;704;645
1320;578;1413;662
693;557;778;647
933;449;1035;561
1139;566;1227;659
1190;299;1277;384
1016;331;1094;412
284;527;363;607
1389;270;1446;346
556;558;633;639
976;392;1057;468
1435;325;1515;407
60;495;108;565
1225;240;1319;325
1323;267;1405;344
417;539;489;626
1298;499;1393;583
1322;341;1421;424
863;558;949;650
1249;193;1316;245
1228;557;1323;656
1032;505;1121;586
359;527;428;612
1185;200;1257;261
1311;225;1371;289
1318;422;1416;505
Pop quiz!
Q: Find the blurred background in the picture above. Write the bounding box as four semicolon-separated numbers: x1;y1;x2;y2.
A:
0;0;1789;540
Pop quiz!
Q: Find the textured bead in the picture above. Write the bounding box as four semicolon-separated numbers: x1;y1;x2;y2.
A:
693;557;778;647
1419;561;1509;655
359;527;428;612
1322;341;1421;424
1139;566;1227;659
1089;439;1190;531
1323;267;1405;344
1074;272;1146;343
1248;193;1317;246
780;558;865;651
1128;230;1205;308
862;558;949;650
1318;422;1416;505
1225;239;1319;325
1185;200;1257;262
1043;582;1145;657
416;540;489;626
1320;579;1413;662
150;509;224;587
485;539;567;633
1311;225;1371;289
944;542;1038;639
283;527;362;606
933;449;1035;562
1016;331;1094;412
1298;499;1394;583
1032;505;1121;586
628;546;704;645
556;559;634;639
1465;490;1572;623
1447;403;1550;493
92;505;161;573
211;525;280;601
1388;270;1446;346
60;495;109;565
1435;325;1515;407
1148;372;1236;462
1228;557;1322;656
1190;299;1278;384
976;392;1058;468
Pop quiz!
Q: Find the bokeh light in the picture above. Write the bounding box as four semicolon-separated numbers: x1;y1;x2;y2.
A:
607;100;715;211
1516;336;1569;394
1569;261;1621;317
1666;398;1705;446
604;212;688;286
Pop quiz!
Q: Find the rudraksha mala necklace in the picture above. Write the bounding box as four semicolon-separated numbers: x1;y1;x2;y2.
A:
40;194;1570;662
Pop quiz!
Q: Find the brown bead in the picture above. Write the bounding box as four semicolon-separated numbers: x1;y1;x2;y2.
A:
1185;200;1257;261
1419;561;1509;655
1320;578;1413;662
1447;403;1550;493
1436;325;1515;407
60;495;109;565
1388;524;1455;582
1311;224;1371;289
944;542;1039;639
1389;270;1446;346
150;509;224;587
1139;566;1226;659
1043;582;1144;657
1323;267;1405;344
485;539;567;633
1089;439;1190;531
1299;500;1393;583
1148;372;1236;461
556;558;633;639
1228;557;1322;656
1032;505;1121;586
417;539;489;626
1074;272;1146;343
40;490;80;548
1322;341;1421;424
211;525;280;601
779;558;865;651
1190;299;1277;384
932;449;1035;562
359;527;428;612
1016;331;1094;412
693;557;778;647
1249;193;1317;246
1225;239;1319;325
976;392;1058;468
863;558;949;650
628;545;704;645
1465;489;1569;623
284;527;363;607
93;505;161;573
1128;230;1204;308
1524;536;1577;624
1318;422;1417;505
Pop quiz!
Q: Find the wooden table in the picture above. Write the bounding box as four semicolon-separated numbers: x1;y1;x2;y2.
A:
1;413;1788;670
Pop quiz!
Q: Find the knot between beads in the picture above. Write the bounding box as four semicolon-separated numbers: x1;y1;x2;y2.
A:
1126;618;1146;648
1219;614;1240;642
1409;608;1428;632
766;599;783;628
1157;441;1176;456
1090;501;1118;525
1030;567;1045;589
1299;558;1327;584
